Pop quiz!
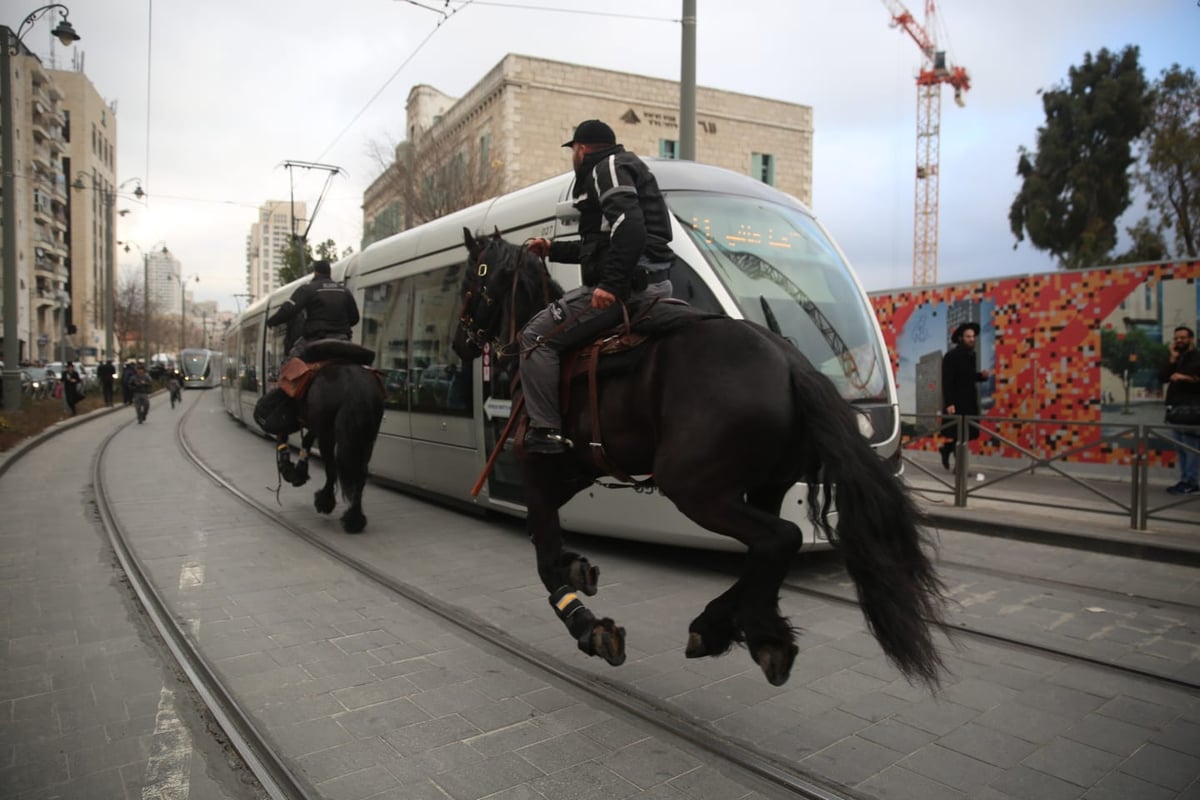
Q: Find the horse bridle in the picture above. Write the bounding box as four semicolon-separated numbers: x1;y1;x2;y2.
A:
458;242;553;358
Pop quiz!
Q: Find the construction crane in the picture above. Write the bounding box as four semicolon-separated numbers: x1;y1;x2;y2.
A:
881;0;971;285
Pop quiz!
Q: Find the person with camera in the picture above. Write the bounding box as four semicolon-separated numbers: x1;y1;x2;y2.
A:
1159;325;1200;495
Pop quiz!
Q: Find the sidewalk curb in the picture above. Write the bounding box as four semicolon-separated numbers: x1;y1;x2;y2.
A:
926;510;1200;568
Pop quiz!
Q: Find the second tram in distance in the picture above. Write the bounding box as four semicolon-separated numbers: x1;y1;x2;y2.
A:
180;348;222;389
221;160;899;551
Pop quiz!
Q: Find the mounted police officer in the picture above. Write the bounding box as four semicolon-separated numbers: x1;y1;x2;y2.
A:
264;259;360;474
522;119;675;454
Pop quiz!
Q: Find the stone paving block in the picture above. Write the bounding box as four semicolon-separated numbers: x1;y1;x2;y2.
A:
973;700;1076;744
857;763;967;800
410;683;495;718
0;753;69;796
333;675;421;710
383;714;482;756
856;718;939;754
520;686;575;714
1152;716;1200;757
607;737;703;790
530;703;611;738
294;737;401;784
763;708;868;760
1120;742;1200;792
934;676;1018;712
1012;682;1109;717
529;759;640;800
316;763;403;800
714;699;811;742
900;742;1000;794
335;697;431;739
934;721;1037;768
1096;694;1180;729
892;697;978;736
801;734;905;787
985;763;1083;800
429;751;546;800
1021;735;1124;787
270;716;355;758
1062;711;1154;756
1081;769;1179;800
517;729;607;774
21;765;126;800
468;721;555;758
579;717;648;751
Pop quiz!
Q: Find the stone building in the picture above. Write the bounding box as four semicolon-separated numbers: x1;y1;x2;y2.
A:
363;53;812;247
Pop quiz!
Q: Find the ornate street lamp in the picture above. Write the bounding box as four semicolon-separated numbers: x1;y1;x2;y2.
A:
3;4;82;411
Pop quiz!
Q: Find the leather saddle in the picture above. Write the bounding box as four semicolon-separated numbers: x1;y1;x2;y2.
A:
279;340;378;400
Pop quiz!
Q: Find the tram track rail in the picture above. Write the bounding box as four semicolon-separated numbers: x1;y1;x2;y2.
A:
169;402;864;800
92;393;319;800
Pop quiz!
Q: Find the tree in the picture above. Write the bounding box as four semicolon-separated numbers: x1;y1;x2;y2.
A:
1134;64;1200;259
366;122;503;238
278;237;354;285
1110;217;1168;264
1009;46;1151;269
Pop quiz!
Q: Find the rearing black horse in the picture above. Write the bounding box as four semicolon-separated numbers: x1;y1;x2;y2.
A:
453;229;947;688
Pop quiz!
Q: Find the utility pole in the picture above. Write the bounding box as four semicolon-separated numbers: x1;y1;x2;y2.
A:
679;0;697;161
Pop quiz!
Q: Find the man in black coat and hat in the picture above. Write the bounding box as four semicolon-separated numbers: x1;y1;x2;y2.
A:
939;321;990;470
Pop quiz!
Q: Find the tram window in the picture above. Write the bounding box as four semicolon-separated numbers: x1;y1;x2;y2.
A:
224;331;239;385
241;322;260;392
266;325;286;385
410;264;473;417
362;280;411;411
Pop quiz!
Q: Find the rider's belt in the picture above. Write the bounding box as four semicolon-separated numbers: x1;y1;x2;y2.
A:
633;258;672;291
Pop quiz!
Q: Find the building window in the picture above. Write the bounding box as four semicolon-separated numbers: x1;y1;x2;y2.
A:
751;152;775;186
659;139;678;159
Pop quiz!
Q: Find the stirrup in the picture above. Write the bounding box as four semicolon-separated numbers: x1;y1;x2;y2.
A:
524;427;571;454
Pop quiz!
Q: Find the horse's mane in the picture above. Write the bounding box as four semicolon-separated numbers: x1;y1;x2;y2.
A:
485;237;563;331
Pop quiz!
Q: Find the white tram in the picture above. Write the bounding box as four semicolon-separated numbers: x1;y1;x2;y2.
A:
180;348;222;388
221;160;900;550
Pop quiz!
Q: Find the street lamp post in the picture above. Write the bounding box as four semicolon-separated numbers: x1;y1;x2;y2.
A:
73;174;143;362
171;270;199;355
121;240;167;364
2;4;81;412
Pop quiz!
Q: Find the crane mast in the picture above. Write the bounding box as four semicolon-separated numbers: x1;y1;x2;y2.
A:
881;0;971;285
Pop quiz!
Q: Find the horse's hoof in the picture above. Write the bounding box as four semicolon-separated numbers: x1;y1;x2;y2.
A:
569;557;599;597
314;490;336;514
341;513;366;534
684;631;709;659
585;618;625;666
753;642;799;687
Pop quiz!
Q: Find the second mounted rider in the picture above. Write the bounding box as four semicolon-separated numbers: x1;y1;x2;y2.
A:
264;259;360;472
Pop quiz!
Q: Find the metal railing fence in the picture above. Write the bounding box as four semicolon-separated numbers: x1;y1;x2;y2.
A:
900;413;1200;530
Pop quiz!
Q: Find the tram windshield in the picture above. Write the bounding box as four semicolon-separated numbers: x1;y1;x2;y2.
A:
181;350;210;378
666;192;889;401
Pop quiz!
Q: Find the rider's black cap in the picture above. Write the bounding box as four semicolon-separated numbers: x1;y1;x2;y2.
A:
312;260;332;276
562;120;616;148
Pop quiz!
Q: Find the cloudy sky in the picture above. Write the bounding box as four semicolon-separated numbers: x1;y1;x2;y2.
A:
23;0;1198;313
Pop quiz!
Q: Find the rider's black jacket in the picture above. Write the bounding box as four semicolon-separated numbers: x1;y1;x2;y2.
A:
547;144;674;300
267;275;360;340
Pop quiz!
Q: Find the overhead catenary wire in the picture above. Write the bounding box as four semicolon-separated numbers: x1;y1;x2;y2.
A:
315;0;678;162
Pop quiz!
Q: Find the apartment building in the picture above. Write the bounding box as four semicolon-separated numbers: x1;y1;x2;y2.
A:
246;200;305;302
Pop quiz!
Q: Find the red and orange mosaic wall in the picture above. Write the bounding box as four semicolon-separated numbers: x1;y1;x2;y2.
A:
869;260;1200;465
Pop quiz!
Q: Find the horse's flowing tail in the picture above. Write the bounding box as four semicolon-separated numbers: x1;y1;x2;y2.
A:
789;356;947;689
334;374;384;501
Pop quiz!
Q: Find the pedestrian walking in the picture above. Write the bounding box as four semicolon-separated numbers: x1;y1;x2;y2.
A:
62;362;82;416
98;359;116;406
939;321;990;471
1159;325;1200;495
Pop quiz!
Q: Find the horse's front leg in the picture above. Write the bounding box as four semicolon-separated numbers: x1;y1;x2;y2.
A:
290;429;317;487
524;466;623;666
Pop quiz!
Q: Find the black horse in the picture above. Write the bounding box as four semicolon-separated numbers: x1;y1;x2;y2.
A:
452;229;947;688
278;317;385;534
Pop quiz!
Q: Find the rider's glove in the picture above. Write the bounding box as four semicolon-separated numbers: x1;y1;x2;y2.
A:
527;238;551;259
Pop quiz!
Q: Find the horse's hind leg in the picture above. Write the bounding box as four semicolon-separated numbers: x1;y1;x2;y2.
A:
339;480;366;534
668;487;803;686
313;428;337;515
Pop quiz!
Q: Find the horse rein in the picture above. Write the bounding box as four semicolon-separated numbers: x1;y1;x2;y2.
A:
458;241;557;359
